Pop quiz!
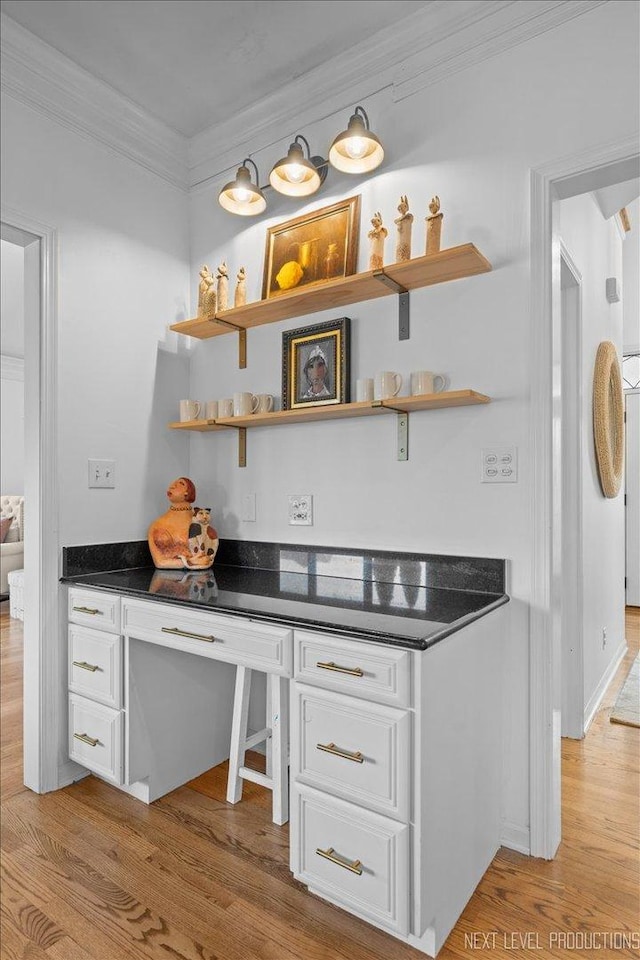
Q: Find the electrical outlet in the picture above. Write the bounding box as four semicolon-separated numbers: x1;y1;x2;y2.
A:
288;494;313;526
88;459;116;488
481;446;518;483
241;493;256;522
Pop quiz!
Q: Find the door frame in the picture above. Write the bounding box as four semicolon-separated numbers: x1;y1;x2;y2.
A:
2;206;60;793
529;135;640;858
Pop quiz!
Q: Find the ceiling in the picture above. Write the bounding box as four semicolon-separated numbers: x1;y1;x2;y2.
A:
2;0;432;138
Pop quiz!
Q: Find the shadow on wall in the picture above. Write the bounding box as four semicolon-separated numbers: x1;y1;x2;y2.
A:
142;339;191;527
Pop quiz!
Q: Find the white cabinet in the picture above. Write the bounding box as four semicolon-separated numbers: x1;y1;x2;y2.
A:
68;692;123;784
291;683;410;821
291;783;410;937
67;590;124;784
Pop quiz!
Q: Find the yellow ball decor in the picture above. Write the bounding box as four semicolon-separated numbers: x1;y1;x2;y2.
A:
592;340;624;499
275;260;304;290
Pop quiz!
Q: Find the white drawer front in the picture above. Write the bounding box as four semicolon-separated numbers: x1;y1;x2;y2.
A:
68;625;122;709
68;588;121;634
122;599;293;675
295;630;411;707
291;784;409;936
292;684;410;821
69;693;123;784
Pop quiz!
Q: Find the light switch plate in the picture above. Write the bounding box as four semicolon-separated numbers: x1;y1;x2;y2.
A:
288;494;313;525
88;459;116;488
481;446;518;483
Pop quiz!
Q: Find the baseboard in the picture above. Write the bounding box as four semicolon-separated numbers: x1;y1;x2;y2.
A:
58;759;90;789
583;640;627;734
500;820;531;855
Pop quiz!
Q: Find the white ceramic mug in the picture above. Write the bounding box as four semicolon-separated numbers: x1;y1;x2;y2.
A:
179;399;201;422
233;391;259;416
218;397;233;418
356;378;374;402
204;400;218;420
374;371;403;400
410;370;446;395
254;393;274;413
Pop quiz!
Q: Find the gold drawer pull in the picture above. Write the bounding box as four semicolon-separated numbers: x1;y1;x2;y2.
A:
73;606;102;615
316;660;363;678
74;732;100;747
72;660;100;673
317;742;364;763
316;847;362;875
162;626;216;643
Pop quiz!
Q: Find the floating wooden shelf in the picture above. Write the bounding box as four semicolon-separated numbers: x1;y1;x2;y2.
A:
169;391;490;466
169;244;491;341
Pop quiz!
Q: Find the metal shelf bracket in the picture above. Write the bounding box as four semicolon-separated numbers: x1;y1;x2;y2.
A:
372;270;410;340
371;400;410;460
208;316;247;368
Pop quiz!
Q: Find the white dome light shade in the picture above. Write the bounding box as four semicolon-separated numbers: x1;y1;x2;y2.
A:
329;107;384;174
218;162;266;216
269;138;322;197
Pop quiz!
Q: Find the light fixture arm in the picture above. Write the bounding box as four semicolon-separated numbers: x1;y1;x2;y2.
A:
293;134;312;158
242;157;260;183
353;106;370;128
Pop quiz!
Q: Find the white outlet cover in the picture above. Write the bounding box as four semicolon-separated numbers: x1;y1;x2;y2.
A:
288;494;313;525
241;493;256;522
481;446;518;483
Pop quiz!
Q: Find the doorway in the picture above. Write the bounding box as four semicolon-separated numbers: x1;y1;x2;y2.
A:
1;214;60;794
529;141;640;858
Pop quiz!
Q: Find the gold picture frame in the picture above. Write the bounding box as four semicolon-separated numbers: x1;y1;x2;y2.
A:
282;318;351;410
262;196;360;300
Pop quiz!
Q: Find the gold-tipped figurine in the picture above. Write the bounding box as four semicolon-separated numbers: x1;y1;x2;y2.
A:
234;266;247;307
368;211;387;270
425;196;443;255
394;195;413;262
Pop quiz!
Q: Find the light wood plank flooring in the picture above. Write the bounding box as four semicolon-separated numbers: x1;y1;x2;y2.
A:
1;604;638;959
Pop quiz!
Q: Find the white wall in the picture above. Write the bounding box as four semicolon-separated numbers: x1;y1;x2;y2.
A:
188;1;640;843
1;239;25;494
623;198;639;351
1;95;192;545
558;194;626;722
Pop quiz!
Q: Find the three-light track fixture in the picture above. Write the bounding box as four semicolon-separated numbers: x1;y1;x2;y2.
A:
218;105;384;216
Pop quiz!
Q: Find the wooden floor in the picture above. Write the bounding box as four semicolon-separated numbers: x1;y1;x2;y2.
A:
1;604;638;960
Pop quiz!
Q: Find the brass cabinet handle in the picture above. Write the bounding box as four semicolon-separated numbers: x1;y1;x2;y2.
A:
316;660;363;678
161;626;216;643
72;660;100;673
317;742;364;763
74;732;99;747
73;606;102;615
316;847;362;875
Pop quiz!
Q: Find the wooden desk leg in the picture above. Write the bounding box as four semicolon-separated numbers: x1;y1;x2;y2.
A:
270;676;289;825
227;665;252;804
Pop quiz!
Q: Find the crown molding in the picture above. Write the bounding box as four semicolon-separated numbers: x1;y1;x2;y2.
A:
0;2;610;194
0;14;189;191
1;354;25;381
188;0;608;188
392;0;608;102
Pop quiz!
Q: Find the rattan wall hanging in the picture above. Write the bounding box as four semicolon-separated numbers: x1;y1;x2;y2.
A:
593;340;624;498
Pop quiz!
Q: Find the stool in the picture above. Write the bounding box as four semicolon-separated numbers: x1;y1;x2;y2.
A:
226;666;289;825
7;568;24;621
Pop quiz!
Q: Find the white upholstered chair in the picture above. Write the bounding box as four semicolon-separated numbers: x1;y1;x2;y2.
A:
1;495;24;596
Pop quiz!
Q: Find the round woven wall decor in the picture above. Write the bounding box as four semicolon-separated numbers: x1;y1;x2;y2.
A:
593;340;624;498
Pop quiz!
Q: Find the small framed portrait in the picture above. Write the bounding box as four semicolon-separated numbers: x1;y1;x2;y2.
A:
282;318;351;410
262;196;360;300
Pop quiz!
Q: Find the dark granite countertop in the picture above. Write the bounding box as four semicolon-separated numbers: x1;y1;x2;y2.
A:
61;540;509;651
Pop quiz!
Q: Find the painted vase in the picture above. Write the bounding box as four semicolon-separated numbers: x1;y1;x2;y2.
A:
148;477;219;570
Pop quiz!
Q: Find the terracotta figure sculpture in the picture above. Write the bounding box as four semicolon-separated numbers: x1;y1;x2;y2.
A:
394;195;413;262
148;477;219;570
368;212;387;270
425;196;443;255
197;265;216;317
216;261;229;312
234;266;247;307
